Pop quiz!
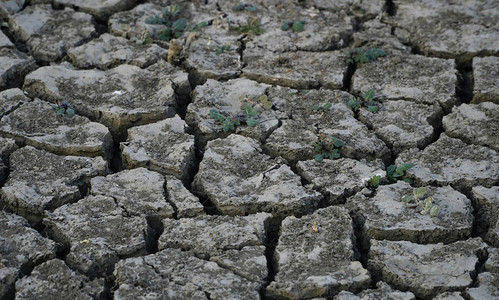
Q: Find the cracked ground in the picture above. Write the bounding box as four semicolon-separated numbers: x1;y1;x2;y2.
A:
0;0;498;299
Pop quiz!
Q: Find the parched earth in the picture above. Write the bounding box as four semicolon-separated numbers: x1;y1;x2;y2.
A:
0;0;498;299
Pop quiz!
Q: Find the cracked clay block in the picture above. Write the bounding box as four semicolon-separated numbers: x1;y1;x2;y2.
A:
114;248;261;299
396;134;499;191
120;115;196;182
385;0;499;62
90;168;175;219
297;158;384;204
8;5;96;63
265;87;389;162
348;181;473;244
67;33;168;70
193;134;322;217
443;102;499;151
368;238;487;299
43;195;150;278
472;56;499;104
23;62;183;139
159;213;270;284
0;98;112;157
351;53;457;111
0;211;56;299
267;206;370;299
0;48;36;90
0;146;107;222
15;259;105;300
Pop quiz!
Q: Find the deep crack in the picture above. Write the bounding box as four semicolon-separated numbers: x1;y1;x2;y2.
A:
260;216;282;299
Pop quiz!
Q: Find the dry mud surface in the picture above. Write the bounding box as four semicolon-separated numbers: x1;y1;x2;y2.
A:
0;0;498;299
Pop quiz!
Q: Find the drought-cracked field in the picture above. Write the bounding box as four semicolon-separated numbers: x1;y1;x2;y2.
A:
0;0;498;299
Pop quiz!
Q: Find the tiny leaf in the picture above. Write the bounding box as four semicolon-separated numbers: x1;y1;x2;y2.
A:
232;4;243;11
363;89;374;101
262;101;273;110
387;165;396;175
173;18;187;31
413;187;426;199
403;178;413;184
400;163;414;171
246;118;258;127
430;205;440;217
66;108;75;117
314;154;323;162
331;137;345;147
293;22;304;32
401;195;413;203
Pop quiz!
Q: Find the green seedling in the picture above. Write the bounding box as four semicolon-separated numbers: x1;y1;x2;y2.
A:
189;21;207;31
401;187;440;217
312;103;332;114
232;2;256;12
159;18;187;41
313;135;345;162
209;104;258;132
146;5;181;24
365;174;381;188
145;4;188;41
241;104;258;127
52;101;75;118
348;89;379;112
281;20;305;32
209;109;238;132
386;163;413;184
233;17;264;35
215;44;231;55
346;47;385;64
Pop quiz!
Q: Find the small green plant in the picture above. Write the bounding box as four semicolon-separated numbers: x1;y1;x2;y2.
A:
348;89;379;112
233;17;264;35
145;5;188;41
365;174;381;188
386;163;413;184
145;4;181;24
313;135;345;162
52;101;75;118
215;44;231;55
189;21;207;31
281;20;305;32
209;104;258;132
346;47;385;64
401;187;440;217
239;94;272;110
232;2;256;12
312;103;332;114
